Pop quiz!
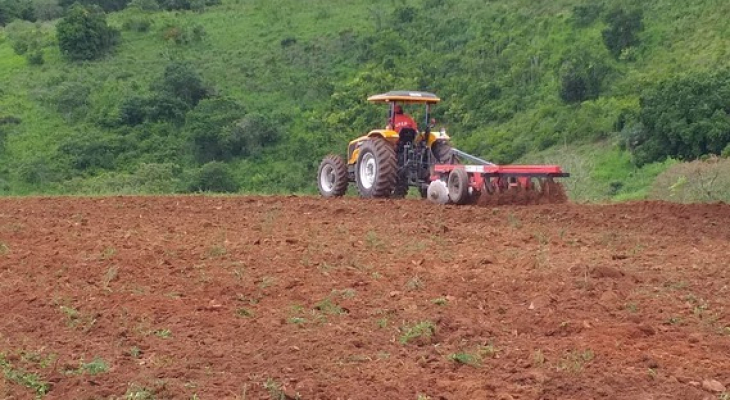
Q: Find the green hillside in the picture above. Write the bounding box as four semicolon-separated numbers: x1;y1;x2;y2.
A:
0;0;728;200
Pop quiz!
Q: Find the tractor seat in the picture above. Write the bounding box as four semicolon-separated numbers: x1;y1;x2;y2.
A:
398;127;418;144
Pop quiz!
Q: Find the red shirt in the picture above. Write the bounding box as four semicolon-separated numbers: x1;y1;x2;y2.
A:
392;114;417;133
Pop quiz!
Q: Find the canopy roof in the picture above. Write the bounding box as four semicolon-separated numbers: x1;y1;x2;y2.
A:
367;90;441;104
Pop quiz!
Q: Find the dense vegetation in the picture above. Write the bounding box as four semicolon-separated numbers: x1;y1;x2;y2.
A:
0;0;728;200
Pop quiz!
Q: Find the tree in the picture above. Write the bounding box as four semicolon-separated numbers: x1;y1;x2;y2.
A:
632;69;730;165
55;3;120;61
602;7;643;59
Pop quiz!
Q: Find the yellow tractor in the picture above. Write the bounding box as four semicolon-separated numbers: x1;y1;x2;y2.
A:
317;90;570;205
317;90;455;199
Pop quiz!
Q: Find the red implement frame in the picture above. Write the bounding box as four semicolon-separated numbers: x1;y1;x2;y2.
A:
432;163;570;193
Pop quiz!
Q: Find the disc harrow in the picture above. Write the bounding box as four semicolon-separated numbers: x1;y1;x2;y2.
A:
428;163;570;206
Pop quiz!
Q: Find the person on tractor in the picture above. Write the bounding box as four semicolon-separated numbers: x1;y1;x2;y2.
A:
388;104;418;134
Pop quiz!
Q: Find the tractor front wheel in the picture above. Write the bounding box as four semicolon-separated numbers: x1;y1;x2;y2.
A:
317;154;349;197
355;138;397;198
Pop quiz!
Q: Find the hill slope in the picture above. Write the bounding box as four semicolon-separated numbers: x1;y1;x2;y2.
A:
0;0;728;199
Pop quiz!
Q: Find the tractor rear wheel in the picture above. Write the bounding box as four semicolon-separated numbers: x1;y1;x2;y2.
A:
355;138;397;198
432;141;458;164
317;154;349;197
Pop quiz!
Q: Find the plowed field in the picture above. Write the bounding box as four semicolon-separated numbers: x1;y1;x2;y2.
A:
1;195;729;400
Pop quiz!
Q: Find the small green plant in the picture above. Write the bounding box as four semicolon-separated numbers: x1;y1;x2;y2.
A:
124;383;156;400
314;298;346;315
79;356;109;375
406;275;425;291
287;317;306;325
207;244;227;258
625;302;638;313
154;328;172;338
558;349;594;373
236;308;254;318
102;266;118;289
399;321;436;344
263;377;287;400
533;349;546;366
259;276;276;289
0;242;9;254
376;318;388;328
365;230;384;249
130;346;142;359
431;297;448;306
100;246;117;260
0;353;50;397
507;213;522;228
416;394;432;400
448;352;480;366
332;288;357;299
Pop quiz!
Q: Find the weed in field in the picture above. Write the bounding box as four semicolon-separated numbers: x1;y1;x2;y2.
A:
261;209;280;235
376;318;388;328
666;316;683;325
287;317;306;325
399;321;436;345
233;267;245;281
76;356;109;375
0;353;50;397
507;213;522;229
534;244;550;269
718;392;730;400
314;298;346;315
206;244;227;258
154;329;172;338
236;308;254;318
0;242;9;255
533;349;546;366
406;275;425;291
332;288;356;299
417;394;432;400
124;383;156;399
533;231;549;245
431;297;448;306
129;346;142;359
406;241;427;253
59;305;97;331
259;276;276;289
263;378;289;400
100;246;117;260
625;302;639;313
102;266;118;290
365;230;384;249
557;349;594;373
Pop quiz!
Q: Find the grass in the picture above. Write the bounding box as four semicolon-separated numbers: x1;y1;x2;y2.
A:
0;353;50;398
557;349;595;373
398;321;436;345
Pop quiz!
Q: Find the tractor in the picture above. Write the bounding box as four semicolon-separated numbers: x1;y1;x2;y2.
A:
316;90;570;205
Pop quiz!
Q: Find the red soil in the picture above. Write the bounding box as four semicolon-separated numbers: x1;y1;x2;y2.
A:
1;195;729;400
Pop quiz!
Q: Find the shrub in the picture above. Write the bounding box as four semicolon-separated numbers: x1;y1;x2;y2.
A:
55;4;120;61
633;69;730;165
571;2;604;27
602;7;643;60
649;157;730;203
558;48;610;103
187;161;239;193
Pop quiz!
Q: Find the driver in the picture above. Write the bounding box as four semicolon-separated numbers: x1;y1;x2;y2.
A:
389;104;418;134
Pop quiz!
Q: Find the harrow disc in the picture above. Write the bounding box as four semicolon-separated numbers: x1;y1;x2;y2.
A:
476;177;567;206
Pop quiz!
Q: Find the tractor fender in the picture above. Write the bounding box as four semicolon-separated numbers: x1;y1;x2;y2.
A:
347;130;399;165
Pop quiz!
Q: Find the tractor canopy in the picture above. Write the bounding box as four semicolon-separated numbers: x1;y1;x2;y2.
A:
367;91;440;104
